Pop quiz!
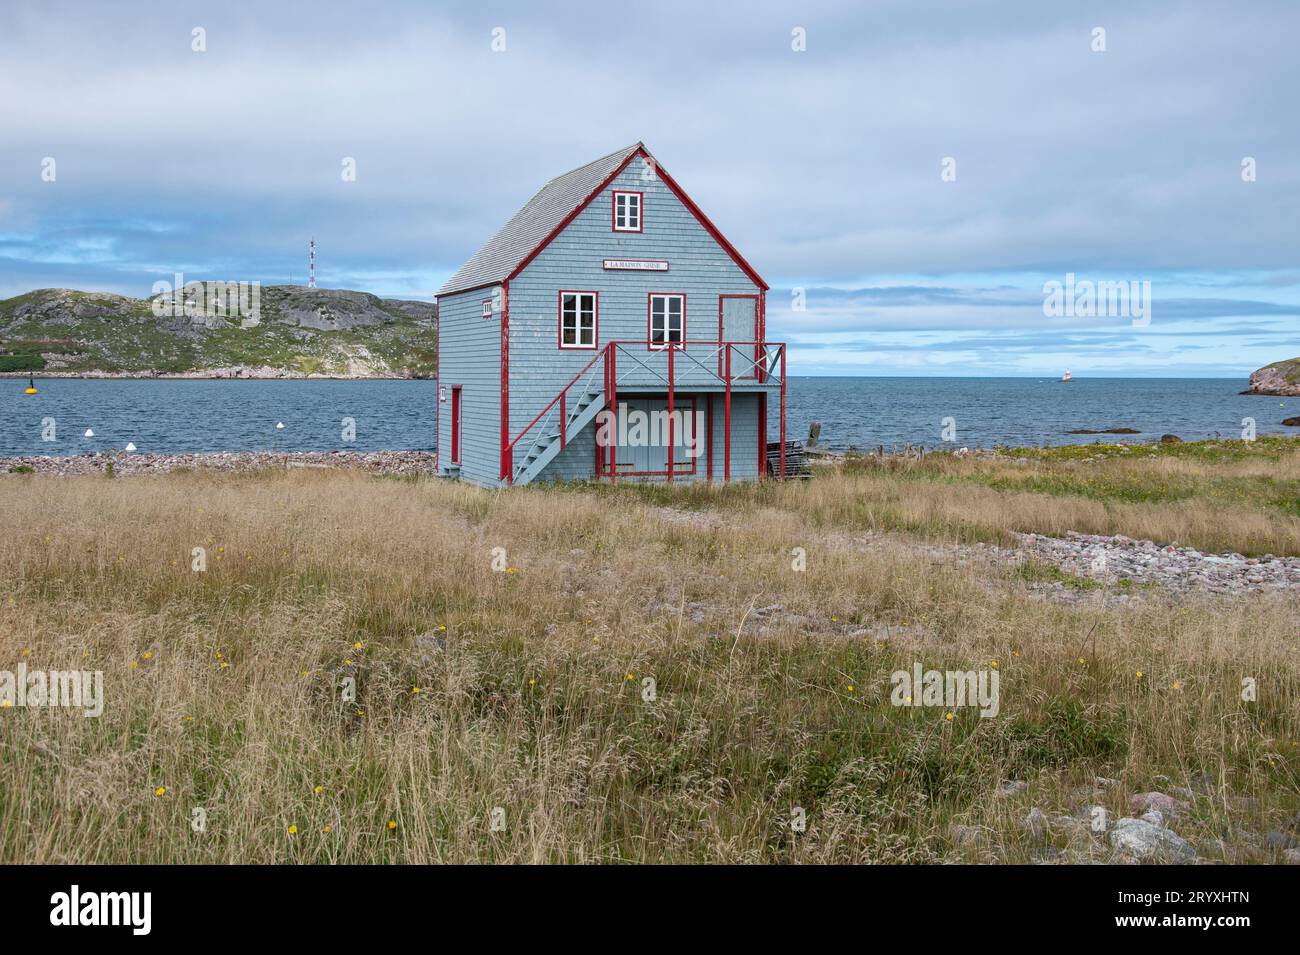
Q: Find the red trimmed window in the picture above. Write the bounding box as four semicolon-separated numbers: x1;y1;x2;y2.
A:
648;293;684;349
559;291;598;349
613;191;642;232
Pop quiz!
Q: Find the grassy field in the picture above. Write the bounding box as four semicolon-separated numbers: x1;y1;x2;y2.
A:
1;439;1297;863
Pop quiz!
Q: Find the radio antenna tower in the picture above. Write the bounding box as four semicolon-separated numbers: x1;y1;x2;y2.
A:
308;237;316;288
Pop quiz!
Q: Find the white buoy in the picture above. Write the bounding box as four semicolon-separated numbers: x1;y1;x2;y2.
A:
276;422;285;430
84;428;94;438
125;442;136;452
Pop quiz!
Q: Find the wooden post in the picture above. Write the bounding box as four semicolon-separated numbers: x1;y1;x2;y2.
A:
779;345;787;478
609;344;617;481
724;346;732;481
667;344;674;483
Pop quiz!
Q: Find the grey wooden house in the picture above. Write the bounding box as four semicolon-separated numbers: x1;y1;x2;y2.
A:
435;143;787;487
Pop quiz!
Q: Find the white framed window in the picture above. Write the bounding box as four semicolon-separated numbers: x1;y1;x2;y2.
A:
613;191;642;232
482;299;493;318
559;291;597;349
648;293;684;349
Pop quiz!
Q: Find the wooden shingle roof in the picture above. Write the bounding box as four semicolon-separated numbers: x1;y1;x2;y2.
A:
437;143;643;297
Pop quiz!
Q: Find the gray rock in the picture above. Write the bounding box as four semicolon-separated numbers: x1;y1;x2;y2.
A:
1264;831;1298;851
1284;848;1300;865
948;824;982;846
1109;817;1196;861
1140;809;1165;827
1130;791;1188;817
998;780;1028;797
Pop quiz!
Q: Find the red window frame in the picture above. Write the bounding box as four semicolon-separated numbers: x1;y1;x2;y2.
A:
450;385;462;465
612;190;643;232
557;290;599;349
646;292;686;350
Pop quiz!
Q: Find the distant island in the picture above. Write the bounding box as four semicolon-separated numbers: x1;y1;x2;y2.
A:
1246;357;1300;397
0;286;435;379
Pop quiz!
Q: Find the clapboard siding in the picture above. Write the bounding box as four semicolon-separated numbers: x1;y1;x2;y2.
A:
508;152;770;457
535;416;598;482
708;393;761;481
436;287;501;487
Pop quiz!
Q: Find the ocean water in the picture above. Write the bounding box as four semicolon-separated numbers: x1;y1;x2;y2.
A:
0;377;1295;457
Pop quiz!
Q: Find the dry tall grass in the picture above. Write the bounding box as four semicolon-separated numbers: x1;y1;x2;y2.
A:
0;460;1296;863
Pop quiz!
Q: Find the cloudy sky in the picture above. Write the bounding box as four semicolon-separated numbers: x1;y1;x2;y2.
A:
1;0;1296;376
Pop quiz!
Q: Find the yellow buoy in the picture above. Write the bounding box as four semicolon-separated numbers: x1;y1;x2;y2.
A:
24;377;38;395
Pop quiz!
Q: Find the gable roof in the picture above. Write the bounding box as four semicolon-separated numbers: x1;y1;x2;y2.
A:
437;143;767;297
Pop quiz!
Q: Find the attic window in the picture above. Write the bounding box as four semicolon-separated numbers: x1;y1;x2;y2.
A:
613;191;642;232
482;299;493;318
559;291;597;349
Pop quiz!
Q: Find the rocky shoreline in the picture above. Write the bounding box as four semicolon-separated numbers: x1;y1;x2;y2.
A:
652;506;1300;603
2;449;439;477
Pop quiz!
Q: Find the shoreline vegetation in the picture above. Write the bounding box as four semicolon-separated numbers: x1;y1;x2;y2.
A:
2;436;1297;863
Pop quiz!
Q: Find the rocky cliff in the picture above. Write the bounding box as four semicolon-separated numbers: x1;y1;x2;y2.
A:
1246;358;1300;397
0;286;436;378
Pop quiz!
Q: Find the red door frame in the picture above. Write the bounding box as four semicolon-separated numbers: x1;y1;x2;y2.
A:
450;386;462;464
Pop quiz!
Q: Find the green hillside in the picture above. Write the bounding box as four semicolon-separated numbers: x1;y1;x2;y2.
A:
0;286;436;377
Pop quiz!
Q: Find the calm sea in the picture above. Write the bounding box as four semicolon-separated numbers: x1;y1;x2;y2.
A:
1;377;1295;457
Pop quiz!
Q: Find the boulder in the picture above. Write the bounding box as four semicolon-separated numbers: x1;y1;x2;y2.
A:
1109;817;1196;861
1159;434;1183;444
1283;417;1300;427
1131;791;1188;817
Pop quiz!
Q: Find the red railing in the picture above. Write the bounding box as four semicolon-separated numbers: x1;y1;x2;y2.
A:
502;339;786;483
502;345;607;482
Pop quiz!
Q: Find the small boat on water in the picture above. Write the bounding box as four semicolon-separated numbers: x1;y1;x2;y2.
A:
1060;370;1073;382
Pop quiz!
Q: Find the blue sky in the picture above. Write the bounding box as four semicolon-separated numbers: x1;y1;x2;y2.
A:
1;0;1296;377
